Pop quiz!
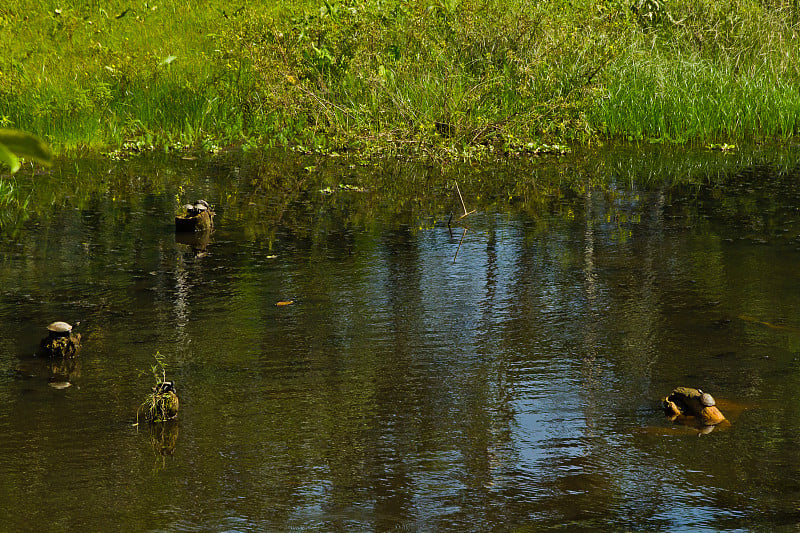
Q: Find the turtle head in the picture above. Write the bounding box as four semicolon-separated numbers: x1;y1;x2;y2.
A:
154;381;176;394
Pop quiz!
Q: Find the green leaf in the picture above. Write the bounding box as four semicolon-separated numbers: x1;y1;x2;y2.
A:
0;129;52;169
0;142;21;173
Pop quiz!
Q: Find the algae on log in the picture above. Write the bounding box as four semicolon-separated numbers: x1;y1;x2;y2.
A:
39;334;81;357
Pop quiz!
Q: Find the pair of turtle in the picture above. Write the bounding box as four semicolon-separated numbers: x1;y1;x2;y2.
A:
176;199;214;232
663;386;726;426
183;199;210;217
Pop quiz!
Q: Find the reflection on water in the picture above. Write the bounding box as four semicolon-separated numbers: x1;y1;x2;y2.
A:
2;147;800;530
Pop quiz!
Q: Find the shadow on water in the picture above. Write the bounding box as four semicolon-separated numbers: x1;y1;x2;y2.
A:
2;142;800;530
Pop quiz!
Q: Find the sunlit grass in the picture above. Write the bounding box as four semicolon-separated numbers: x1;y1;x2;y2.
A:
0;0;799;153
592;56;800;143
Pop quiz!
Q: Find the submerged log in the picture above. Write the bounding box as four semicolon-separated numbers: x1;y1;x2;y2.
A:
663;386;726;426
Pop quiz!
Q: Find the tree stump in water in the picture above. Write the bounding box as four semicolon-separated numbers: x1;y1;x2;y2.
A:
663;386;726;426
140;381;180;423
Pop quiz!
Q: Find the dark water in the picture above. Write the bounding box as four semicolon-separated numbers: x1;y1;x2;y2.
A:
3;147;800;531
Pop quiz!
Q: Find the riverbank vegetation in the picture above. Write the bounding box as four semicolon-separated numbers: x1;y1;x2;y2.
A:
1;0;799;157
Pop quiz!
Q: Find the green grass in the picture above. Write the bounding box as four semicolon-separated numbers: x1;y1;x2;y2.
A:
1;0;799;156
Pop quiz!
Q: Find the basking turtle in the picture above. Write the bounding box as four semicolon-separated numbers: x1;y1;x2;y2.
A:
663;386;726;426
47;321;73;338
40;321;81;357
175;199;214;232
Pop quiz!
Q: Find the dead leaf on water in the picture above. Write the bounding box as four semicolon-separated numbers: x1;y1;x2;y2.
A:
276;300;294;306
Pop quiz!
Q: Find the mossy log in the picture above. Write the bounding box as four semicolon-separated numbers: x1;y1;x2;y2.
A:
39;333;81;357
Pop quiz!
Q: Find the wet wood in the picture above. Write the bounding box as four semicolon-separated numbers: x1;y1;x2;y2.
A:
175;209;214;232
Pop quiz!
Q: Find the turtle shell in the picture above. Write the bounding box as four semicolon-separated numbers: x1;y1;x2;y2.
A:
154;381;176;394
47;321;72;333
700;392;716;407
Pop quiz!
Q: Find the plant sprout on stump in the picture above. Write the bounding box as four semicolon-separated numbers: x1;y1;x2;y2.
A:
138;352;180;424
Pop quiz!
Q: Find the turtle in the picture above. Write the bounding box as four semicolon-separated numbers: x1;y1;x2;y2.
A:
41;321;80;357
662;386;726;427
47;321;73;338
153;381;176;394
698;390;716;407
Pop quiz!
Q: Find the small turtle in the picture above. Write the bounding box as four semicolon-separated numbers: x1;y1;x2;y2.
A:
193;203;208;213
195;199;210;209
699;390;716;407
47;321;73;338
153;381;176;394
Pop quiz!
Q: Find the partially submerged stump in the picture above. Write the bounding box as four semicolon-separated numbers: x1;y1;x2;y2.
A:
663;386;726;426
175;199;214;232
140;381;180;423
39;321;81;357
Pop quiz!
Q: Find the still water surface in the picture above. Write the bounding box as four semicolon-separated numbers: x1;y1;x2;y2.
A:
2;148;800;531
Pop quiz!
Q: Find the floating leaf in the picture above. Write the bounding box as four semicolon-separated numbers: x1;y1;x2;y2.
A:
275;300;294;306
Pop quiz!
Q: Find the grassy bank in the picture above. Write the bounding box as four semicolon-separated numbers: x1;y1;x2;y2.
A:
1;0;799;156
